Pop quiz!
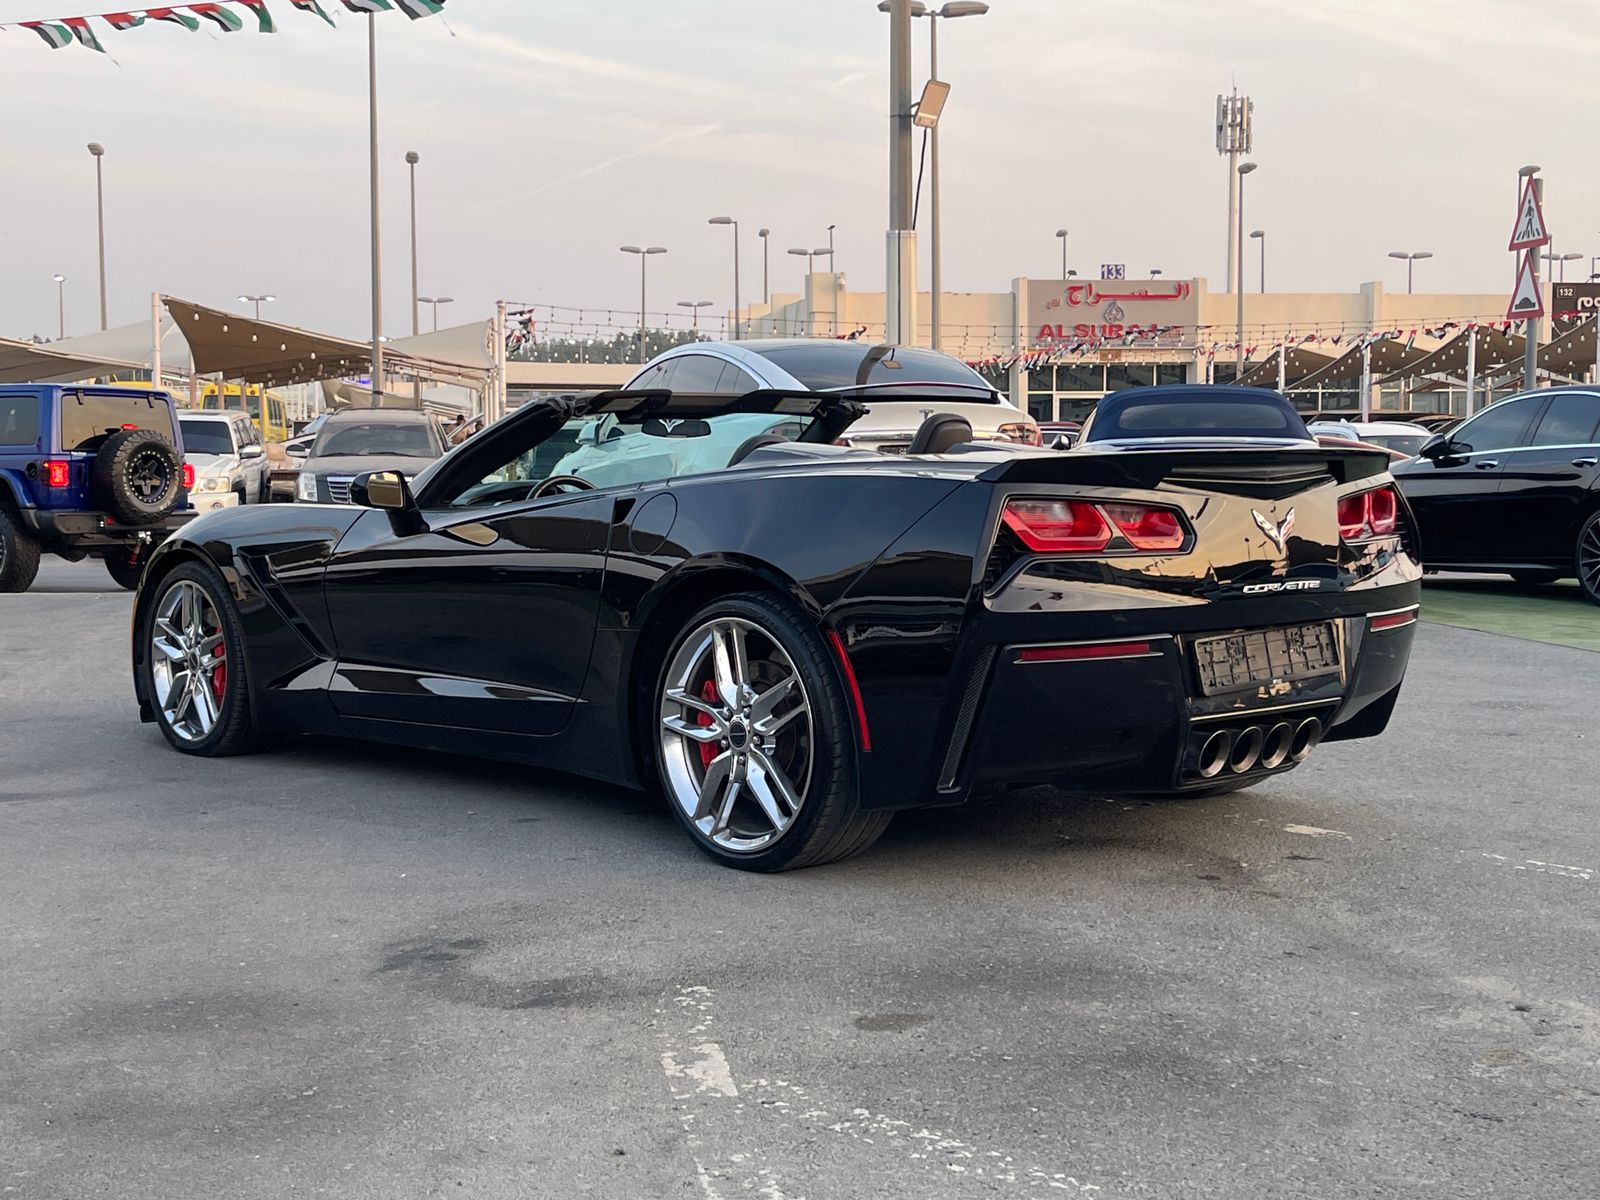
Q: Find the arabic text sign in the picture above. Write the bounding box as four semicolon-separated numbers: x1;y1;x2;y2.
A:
1028;279;1200;349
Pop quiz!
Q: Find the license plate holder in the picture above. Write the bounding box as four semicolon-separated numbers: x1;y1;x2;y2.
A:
1193;623;1340;697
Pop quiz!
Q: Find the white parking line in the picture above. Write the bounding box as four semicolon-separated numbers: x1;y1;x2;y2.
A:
1283;824;1351;839
1482;853;1594;882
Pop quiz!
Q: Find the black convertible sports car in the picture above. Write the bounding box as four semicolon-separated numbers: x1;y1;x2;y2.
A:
131;383;1421;871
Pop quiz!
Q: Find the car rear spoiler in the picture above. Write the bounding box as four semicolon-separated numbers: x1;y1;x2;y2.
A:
977;444;1394;499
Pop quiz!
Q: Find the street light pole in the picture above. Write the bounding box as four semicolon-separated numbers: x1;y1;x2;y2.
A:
238;294;276;320
87;143;108;330
707;217;741;340
1387;250;1433;294
885;0;915;345
367;14;384;406
1250;229;1265;293
758;228;771;306
621;246;667;364
53;275;65;339
406;150;421;401
418;296;453;333
678;300;713;333
1056;229;1068;281
1235;161;1256;371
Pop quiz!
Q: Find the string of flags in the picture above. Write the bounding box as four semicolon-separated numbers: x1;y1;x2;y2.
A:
3;0;446;50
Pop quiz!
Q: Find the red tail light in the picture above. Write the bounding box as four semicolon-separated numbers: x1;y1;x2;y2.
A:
1002;498;1189;555
43;460;70;488
182;463;196;490
1102;503;1186;552
1339;486;1401;542
1002;499;1111;553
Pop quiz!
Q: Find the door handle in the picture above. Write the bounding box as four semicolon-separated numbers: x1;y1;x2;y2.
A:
1573;457;1598;468
1473;460;1499;469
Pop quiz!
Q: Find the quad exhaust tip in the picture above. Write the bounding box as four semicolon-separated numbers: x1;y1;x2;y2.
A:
1260;722;1295;771
1228;726;1266;774
1289;717;1322;763
1196;730;1233;779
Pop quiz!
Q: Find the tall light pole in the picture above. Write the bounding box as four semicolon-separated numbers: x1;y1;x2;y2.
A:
758;228;771;306
238;293;276;320
1543;250;1581;283
884;0;916;345
1216;90;1254;296
1519;164;1541;390
418;296;453;333
677;300;714;333
52;275;65;340
1235;161;1257;371
1386;250;1432;294
707;217;741;340
87;143;108;330
1250;229;1265;293
1055;229;1069;281
406;151;421;337
366;15;383;405
621;245;667;364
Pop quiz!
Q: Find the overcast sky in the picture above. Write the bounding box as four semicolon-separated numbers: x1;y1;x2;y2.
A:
2;0;1598;342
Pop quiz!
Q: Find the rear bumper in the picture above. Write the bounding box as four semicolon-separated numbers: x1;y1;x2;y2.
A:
20;507;195;547
941;602;1415;798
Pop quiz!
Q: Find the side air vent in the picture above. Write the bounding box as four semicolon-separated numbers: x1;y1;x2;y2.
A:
938;646;997;792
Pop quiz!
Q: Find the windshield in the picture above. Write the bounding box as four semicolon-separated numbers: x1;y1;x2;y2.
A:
758;344;997;399
1363;432;1429;456
445;411;809;508
1087;390;1310;441
179;420;236;455
313;421;439;459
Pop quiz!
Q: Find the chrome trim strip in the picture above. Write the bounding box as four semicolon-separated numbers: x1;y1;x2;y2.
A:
1189;699;1342;723
1013;650;1165;665
1366;603;1421;619
1009;633;1176;650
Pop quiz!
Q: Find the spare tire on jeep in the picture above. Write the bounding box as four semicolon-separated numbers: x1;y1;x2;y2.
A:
91;428;183;525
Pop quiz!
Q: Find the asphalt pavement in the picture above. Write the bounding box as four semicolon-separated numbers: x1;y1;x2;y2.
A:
2;562;1596;1199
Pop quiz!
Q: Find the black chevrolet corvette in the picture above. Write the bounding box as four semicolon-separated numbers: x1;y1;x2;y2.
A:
131;382;1420;871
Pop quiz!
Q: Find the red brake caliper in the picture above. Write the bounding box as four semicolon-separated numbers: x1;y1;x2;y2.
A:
211;633;227;702
697;679;720;768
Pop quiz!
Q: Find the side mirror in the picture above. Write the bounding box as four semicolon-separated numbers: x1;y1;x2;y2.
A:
351;470;426;535
286;441;311;458
239;444;265;460
1418;434;1453;461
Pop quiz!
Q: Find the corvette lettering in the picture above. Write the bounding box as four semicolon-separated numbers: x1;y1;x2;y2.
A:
1241;580;1323;594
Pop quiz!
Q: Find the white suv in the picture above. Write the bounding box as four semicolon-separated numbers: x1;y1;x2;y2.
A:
178;411;268;506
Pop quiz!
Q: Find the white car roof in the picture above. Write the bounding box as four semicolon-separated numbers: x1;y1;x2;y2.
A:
179;411;244;423
1352;420;1431;434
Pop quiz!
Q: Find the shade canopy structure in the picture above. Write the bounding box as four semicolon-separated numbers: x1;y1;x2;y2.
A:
1234;345;1336;390
1536;316;1600;380
50;313;188;376
0;335;145;386
1293;338;1433;391
1380;325;1525;387
164;298;489;391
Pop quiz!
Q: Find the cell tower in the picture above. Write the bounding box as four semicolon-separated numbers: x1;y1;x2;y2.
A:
1216;89;1254;294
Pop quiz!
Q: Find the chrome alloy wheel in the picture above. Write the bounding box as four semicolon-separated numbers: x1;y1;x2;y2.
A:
150;579;228;742
659;617;814;854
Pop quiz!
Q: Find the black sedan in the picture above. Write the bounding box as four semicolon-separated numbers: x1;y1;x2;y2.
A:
294;409;444;503
1392;386;1600;603
130;382;1419;871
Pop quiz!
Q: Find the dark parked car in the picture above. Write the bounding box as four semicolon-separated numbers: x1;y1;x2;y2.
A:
1392;386;1600;602
130;381;1418;871
1075;385;1316;449
294;410;444;503
0;384;192;592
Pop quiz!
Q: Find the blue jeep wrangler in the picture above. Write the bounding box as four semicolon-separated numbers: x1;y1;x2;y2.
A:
0;385;192;593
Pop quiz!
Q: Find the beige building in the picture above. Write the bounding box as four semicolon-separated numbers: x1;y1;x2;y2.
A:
740;275;1540;421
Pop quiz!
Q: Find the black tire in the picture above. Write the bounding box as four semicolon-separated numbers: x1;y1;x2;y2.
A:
1576;511;1600;606
103;546;146;591
1510;569;1562;585
92;428;183;525
0;504;43;594
651;592;889;872
137;561;260;756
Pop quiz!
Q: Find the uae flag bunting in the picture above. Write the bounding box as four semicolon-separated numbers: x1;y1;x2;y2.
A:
394;0;445;17
289;0;338;25
103;11;146;28
190;4;246;31
239;0;278;32
63;15;107;50
22;20;74;47
146;8;202;30
340;0;393;12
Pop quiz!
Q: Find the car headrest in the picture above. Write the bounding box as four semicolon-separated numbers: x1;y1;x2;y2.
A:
907;412;974;455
